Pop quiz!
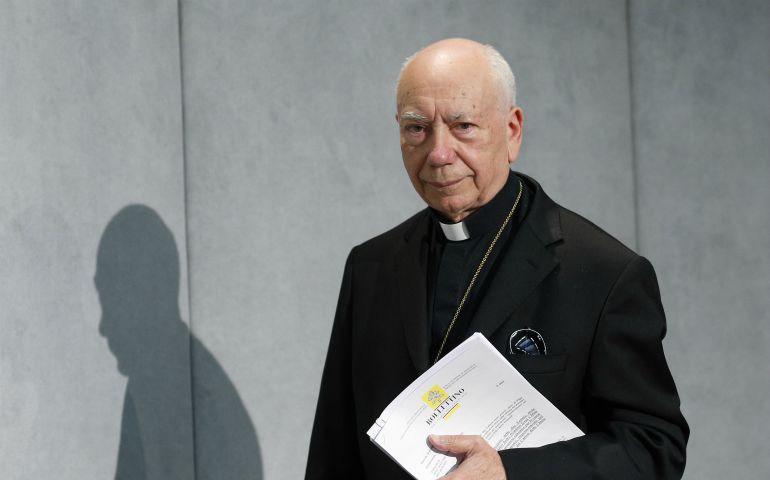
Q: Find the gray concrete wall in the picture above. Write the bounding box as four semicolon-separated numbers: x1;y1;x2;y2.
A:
1;1;768;479
0;1;196;478
629;1;770;478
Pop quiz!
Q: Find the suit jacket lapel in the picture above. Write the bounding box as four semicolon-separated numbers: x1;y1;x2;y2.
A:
470;222;558;339
470;177;563;340
381;212;431;373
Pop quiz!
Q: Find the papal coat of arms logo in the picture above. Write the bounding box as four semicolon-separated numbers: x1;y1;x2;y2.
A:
421;384;449;409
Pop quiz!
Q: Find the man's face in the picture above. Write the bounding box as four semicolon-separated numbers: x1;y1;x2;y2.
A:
396;48;522;222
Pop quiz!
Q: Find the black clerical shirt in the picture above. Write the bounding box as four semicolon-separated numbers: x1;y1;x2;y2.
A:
427;171;532;362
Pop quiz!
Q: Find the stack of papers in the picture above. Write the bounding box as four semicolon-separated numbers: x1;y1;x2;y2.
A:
366;333;583;479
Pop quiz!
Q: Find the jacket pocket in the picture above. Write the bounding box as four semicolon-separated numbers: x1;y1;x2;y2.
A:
505;351;568;375
505;352;569;408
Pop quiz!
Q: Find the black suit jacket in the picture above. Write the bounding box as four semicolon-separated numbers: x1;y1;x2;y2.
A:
306;175;688;479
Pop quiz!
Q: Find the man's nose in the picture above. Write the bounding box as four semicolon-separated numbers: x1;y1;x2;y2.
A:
426;127;455;166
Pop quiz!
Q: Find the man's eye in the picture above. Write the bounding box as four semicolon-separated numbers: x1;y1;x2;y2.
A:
405;125;425;134
456;122;473;131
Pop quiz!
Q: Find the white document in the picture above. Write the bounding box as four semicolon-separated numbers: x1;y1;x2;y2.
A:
366;332;583;480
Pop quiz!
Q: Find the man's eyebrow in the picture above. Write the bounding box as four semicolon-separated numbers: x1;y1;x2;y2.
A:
399;112;430;123
448;112;469;122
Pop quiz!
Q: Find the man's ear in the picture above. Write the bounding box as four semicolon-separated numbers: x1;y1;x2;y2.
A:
506;107;524;164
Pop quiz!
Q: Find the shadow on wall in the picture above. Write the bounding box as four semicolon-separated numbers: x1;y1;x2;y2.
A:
94;205;263;479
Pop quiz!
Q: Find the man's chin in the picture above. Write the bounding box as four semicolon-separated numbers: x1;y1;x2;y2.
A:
430;201;475;223
114;358;130;377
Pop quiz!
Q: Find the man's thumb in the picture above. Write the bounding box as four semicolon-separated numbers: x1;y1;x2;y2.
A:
428;434;475;454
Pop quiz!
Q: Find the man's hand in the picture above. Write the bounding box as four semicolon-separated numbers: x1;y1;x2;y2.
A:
428;434;506;480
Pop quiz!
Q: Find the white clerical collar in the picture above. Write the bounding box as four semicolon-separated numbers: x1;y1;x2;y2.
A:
439;221;470;241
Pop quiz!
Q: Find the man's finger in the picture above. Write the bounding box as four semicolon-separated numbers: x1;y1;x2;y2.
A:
428;434;482;455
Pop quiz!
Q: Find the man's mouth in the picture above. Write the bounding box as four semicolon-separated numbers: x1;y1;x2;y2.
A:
426;178;464;188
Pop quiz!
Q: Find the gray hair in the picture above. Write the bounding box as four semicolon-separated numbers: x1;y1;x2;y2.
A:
396;43;517;109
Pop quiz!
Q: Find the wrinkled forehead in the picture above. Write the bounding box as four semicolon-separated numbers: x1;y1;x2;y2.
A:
397;80;498;118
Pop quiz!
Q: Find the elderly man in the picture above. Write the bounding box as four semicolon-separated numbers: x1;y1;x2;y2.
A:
306;38;688;479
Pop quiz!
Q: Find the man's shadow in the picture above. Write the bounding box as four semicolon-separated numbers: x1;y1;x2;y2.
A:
95;205;263;479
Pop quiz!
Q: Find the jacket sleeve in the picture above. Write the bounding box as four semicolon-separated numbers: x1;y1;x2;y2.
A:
305;249;366;479
499;256;689;479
